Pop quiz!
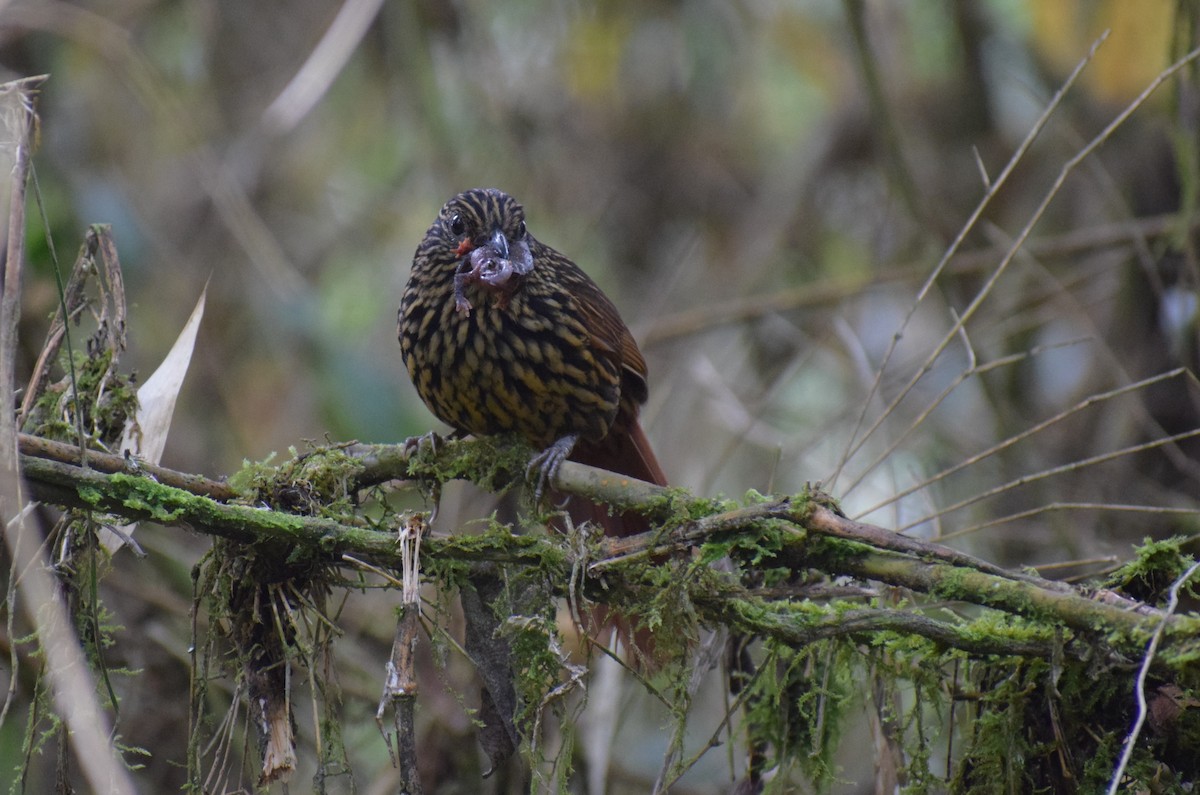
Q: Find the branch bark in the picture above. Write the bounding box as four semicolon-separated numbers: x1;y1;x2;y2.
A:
14;432;1199;671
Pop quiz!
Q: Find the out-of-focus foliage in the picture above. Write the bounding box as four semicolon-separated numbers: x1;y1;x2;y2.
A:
1;0;1198;791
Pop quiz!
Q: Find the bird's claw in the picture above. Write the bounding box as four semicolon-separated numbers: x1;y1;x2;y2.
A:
527;434;579;505
402;429;444;460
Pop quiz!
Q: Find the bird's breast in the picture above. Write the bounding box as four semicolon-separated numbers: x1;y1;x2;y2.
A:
400;277;622;445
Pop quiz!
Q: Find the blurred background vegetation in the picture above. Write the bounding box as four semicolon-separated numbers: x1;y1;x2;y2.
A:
1;0;1199;792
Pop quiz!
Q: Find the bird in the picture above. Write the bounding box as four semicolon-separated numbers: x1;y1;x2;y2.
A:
398;187;667;536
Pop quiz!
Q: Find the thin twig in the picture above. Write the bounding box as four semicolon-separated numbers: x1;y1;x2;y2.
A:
843;0;929;234
18;432;237;500
898;426;1200;533
641;212;1189;346
653;629;728;794
1106;560;1200;795
262;0;387;134
842;337;1095;502
854;369;1189;520
841;43;1200;499
941;502;1200;542
829;32;1112;490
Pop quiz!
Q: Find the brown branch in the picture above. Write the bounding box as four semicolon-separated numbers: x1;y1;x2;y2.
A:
18;432;236;500
589;493;1185;659
596;496;1060;589
20;452;399;554
701;602;1072;660
14;433;1200;667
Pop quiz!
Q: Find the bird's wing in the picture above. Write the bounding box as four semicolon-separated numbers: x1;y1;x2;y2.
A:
538;241;650;400
574;282;649;399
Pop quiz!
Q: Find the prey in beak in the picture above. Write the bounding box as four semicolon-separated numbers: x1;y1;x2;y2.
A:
453;227;534;315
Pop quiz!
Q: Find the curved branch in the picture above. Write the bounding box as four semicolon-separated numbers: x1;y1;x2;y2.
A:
15;434;1200;669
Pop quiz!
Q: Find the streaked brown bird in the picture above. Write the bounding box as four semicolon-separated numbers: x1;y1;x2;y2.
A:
398;188;666;536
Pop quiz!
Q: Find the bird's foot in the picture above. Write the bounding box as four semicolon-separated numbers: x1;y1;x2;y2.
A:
527;433;579;505
402;429;445;460
403;428;468;463
402;431;463;522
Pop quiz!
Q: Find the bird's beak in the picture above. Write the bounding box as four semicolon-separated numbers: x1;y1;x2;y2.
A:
488;228;510;260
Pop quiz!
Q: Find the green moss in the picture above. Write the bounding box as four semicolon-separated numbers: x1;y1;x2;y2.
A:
637;561;704;658
1078;734;1123;792
742;488;771;504
698;518;790;567
746;637;857;790
21;346;140;447
1105;536;1197;606
693;490;818;568
951;672;1041;793
78;470;317;543
21;382;74;439
227;452;280;497
77;485;103;506
926;565;976;603
108;472;196;522
190;537;346;792
681;492;738;520
227;444;365;520
955;610;1059;647
406;433;530;495
924;565;1054;626
440;522;560;561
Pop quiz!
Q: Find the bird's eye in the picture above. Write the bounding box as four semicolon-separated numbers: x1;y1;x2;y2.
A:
448;213;466;237
517;220;527;238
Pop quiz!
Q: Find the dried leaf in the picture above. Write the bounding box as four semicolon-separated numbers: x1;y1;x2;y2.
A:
101;285;206;552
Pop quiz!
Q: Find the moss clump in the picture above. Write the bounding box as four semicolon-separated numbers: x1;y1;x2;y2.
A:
227;451;280;497
23;347;140;448
630;557;706;662
743;637;857;791
424;520;563;587
955;609;1059;648
405;433;531;495
191;539;346;791
229;443;364;519
1105;536;1197;606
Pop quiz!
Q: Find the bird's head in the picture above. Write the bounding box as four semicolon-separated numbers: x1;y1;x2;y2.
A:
427;188;535;314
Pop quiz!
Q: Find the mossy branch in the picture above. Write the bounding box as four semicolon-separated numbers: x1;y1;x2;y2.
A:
16;432;1200;671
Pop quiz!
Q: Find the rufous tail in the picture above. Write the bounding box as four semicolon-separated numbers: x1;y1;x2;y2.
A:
564;419;667;667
